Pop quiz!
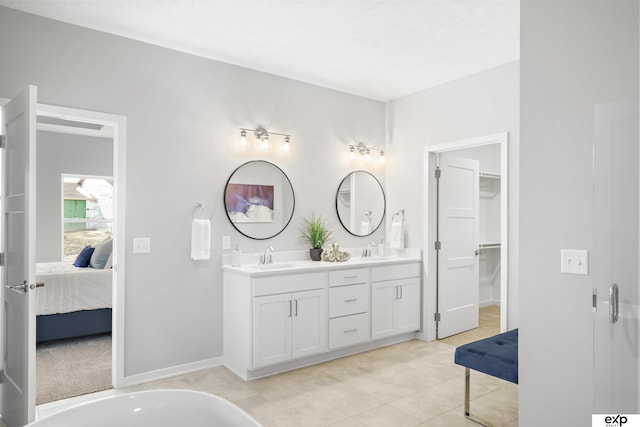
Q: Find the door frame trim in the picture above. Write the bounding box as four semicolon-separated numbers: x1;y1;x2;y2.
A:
422;132;508;341
36;103;126;389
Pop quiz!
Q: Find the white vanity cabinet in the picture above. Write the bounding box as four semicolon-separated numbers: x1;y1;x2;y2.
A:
253;288;326;368
223;270;327;378
371;264;421;339
223;257;422;380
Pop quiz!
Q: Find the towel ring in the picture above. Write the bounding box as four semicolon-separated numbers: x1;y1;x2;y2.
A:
392;209;405;223
361;210;372;223
192;202;212;220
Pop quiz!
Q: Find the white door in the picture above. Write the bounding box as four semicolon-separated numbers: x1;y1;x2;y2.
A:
253;293;292;368
437;154;480;339
593;98;639;412
396;278;420;334
291;289;326;359
1;86;37;426
371;281;397;339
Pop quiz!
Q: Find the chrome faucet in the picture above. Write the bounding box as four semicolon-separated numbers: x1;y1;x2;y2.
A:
363;242;377;258
259;246;275;265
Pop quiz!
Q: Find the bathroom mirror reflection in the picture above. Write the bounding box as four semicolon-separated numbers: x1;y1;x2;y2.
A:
224;160;295;240
336;170;385;236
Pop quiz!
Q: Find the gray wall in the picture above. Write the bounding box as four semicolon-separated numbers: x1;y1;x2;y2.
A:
36;131;113;262
0;7;385;377
385;61;520;329
520;1;638;425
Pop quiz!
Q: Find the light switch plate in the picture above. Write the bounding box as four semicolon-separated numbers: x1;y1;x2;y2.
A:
561;249;588;275
133;237;151;254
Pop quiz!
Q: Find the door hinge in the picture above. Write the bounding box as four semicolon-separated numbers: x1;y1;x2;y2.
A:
0;135;5;149
0;253;4;267
592;289;597;312
434;312;441;322
435;241;441;250
435;167;441;179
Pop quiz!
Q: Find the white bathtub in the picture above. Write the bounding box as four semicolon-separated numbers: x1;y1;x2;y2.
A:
28;389;261;427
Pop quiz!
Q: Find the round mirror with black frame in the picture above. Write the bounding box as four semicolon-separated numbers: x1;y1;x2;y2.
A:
224;160;295;240
335;170;385;237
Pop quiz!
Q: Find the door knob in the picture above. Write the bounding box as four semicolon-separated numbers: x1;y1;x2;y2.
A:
475;249;480;256
4;281;44;293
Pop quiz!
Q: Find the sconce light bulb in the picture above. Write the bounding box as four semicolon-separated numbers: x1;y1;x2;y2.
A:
283;136;290;152
379;151;385;164
262;134;270;149
349;146;355;160
240;130;247;146
365;148;371;162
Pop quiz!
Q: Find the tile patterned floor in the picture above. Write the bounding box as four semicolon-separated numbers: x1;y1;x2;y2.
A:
38;306;516;426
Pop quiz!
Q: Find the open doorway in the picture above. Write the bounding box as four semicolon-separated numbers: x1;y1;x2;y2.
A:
32;103;126;408
424;133;508;344
34;125;114;404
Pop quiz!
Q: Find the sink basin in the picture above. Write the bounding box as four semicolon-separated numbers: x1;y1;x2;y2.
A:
250;263;301;270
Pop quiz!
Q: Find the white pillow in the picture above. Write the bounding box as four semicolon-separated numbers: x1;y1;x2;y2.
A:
90;237;113;269
104;251;113;269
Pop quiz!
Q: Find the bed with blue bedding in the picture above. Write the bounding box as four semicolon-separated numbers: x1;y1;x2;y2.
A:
35;261;112;343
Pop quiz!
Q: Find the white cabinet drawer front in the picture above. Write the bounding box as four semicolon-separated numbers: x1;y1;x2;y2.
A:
371;263;420;282
329;268;368;287
329;313;370;349
329;284;369;318
253;272;326;296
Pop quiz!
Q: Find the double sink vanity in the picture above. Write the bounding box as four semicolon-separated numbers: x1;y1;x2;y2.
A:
223;253;422;380
221;159;422;380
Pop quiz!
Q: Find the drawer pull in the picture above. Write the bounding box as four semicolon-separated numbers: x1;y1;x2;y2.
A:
344;298;358;303
343;275;358;279
344;328;358;333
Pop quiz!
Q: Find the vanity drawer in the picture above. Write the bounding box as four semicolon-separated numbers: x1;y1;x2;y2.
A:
329;313;370;349
329;268;368;287
371;263;421;282
252;272;326;296
329;283;369;318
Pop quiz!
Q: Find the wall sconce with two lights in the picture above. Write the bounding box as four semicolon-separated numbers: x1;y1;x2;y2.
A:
239;125;291;153
348;142;385;164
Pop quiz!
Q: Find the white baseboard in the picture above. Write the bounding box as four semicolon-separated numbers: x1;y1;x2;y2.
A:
120;356;223;388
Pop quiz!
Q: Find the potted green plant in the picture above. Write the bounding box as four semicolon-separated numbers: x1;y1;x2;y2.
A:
300;213;333;261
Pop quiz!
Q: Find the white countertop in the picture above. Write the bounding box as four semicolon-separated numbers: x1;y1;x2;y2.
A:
222;248;422;277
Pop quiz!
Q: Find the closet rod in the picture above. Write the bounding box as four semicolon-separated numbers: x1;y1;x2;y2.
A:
479;171;501;179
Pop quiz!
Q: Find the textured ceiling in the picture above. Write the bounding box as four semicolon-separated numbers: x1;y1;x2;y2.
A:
0;0;520;101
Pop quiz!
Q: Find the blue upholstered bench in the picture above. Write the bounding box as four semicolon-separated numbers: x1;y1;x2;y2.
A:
454;328;518;426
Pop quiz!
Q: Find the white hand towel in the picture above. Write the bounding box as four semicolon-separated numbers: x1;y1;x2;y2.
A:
389;220;404;249
191;218;211;260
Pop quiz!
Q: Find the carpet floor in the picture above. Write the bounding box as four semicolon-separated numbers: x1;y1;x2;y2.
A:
36;333;112;405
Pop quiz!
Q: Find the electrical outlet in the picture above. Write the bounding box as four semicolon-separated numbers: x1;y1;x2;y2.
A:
561;249;588;275
222;235;231;250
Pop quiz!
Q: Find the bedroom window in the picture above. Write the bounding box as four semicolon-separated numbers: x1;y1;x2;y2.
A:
63;175;113;262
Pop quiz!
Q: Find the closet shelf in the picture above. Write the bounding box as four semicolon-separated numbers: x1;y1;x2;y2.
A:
479;171;501;179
